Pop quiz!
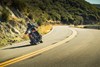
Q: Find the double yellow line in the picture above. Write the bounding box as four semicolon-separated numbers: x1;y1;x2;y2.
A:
0;28;77;67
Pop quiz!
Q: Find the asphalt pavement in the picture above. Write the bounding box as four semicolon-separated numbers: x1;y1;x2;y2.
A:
0;26;100;67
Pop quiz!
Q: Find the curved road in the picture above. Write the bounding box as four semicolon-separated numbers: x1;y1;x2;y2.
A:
0;26;100;67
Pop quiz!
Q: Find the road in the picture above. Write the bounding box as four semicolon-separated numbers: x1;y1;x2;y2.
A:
0;26;100;67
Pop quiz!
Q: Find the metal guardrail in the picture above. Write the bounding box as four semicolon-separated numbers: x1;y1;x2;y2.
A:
84;25;100;29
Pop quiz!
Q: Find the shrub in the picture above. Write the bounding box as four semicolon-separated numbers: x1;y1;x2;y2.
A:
88;14;97;21
28;13;33;20
37;18;43;26
11;0;27;11
1;8;9;22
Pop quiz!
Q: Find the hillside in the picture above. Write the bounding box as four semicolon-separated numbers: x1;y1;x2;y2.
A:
1;0;100;24
0;0;100;46
94;4;100;8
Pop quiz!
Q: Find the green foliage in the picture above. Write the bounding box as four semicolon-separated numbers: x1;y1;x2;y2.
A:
88;14;97;21
0;0;100;24
28;13;33;20
1;8;9;22
94;4;100;8
74;15;83;25
49;10;61;21
11;0;27;11
37;18;43;26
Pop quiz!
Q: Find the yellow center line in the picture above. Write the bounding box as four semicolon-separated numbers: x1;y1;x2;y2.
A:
0;28;77;67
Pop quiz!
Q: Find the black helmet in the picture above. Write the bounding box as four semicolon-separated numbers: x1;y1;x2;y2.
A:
27;23;32;28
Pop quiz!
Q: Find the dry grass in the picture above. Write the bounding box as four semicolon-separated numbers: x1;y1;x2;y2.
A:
0;24;52;47
75;25;84;28
38;24;53;35
22;24;53;40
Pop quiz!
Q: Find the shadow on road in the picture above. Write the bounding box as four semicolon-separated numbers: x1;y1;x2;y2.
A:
3;44;36;50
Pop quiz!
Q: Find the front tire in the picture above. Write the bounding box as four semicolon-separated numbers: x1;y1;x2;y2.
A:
40;40;43;43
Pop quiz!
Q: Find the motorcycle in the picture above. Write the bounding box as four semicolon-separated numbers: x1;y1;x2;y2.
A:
29;29;43;45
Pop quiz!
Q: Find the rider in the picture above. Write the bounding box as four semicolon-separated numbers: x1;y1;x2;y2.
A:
25;18;37;34
25;18;42;45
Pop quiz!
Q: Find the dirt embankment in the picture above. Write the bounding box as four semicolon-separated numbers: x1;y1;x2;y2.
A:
0;20;53;47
